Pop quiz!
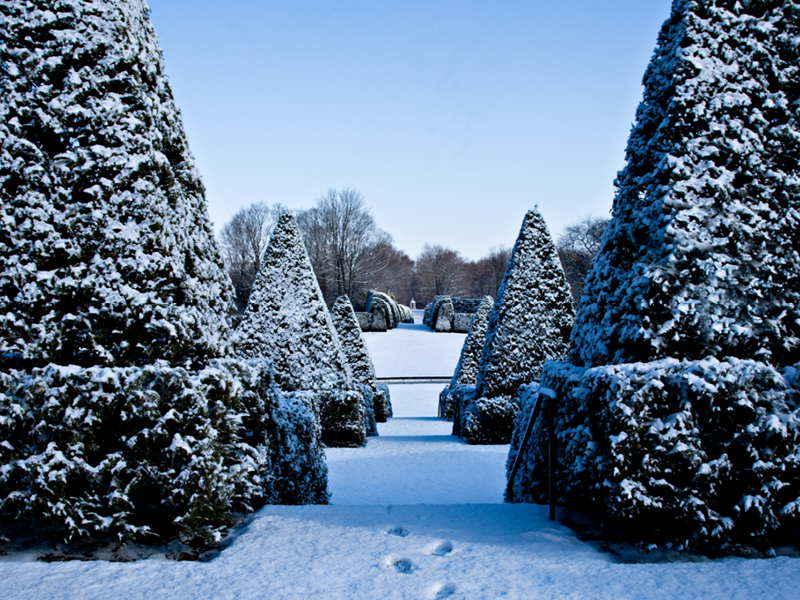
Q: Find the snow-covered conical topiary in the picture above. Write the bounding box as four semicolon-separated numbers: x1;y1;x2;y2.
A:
477;209;574;397
0;1;327;548
508;0;800;552
236;214;366;447
0;0;234;370
454;209;574;444
331;295;380;436
439;295;493;420
570;0;800;370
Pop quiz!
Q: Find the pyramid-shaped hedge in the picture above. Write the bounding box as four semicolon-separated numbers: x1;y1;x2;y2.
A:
439;295;493;420
454;209;574;443
0;0;233;370
508;0;800;552
236;215;367;447
0;0;327;549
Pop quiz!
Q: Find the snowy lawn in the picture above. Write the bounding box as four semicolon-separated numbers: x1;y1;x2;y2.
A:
2;324;799;599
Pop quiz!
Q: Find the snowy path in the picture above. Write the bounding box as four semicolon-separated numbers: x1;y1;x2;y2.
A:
2;322;800;599
327;383;509;505
328;321;510;504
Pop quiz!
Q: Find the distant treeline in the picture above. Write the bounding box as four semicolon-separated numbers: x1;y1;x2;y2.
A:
219;190;606;311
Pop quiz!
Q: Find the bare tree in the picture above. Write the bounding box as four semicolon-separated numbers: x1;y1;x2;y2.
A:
219;202;285;312
465;245;511;299
413;244;467;304
297;189;392;306
556;215;608;303
367;242;415;307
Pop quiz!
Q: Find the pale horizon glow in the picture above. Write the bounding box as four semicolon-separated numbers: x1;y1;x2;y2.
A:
148;0;673;261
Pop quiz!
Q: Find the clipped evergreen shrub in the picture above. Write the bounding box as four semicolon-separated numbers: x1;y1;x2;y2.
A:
570;0;800;370
455;209;574;444
0;359;328;546
0;0;233;370
331;295;391;432
434;298;455;332
236;214;366;447
508;359;800;550
508;0;800;552
439;296;493;419
0;0;328;548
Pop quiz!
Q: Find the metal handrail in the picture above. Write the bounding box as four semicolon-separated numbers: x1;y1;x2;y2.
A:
506;386;557;521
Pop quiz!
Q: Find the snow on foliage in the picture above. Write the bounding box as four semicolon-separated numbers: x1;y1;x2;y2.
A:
235;215;366;447
0;359;328;547
331;296;376;384
455;209;574;444
508;0;800;551
508;358;800;550
0;1;329;548
570;0;800;369
477;209;574;396
439;296;493;420
0;0;234;369
331;296;381;435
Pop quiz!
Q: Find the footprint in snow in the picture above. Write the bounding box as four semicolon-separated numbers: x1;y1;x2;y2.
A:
383;555;414;574
386;526;409;537
428;582;457;599
425;540;453;556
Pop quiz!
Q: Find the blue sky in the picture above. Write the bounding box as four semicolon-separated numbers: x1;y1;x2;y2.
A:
148;0;673;261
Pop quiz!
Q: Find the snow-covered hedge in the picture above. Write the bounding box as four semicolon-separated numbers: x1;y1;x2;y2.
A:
331;295;390;430
451;209;573;444
236;215;367;447
452;386;519;445
0;359;328;547
507;358;800;550
357;291;413;332
570;0;800;370
440;296;493;419
374;383;393;422
434;298;454;332
0;0;235;370
452;313;475;334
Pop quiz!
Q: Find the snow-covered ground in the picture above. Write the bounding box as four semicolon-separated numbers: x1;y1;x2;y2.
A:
2;322;799;599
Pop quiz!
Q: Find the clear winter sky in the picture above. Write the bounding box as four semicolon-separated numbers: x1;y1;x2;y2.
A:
147;0;673;261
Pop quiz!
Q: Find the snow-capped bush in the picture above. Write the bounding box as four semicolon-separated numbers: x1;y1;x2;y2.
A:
440;296;493;419
454;209;573;443
508;358;800;550
434;298;455;332
0;359;328;546
570;0;800;370
236;214;366;447
331;295;387;431
374;383;393;421
451;313;475;334
477;209;574;397
0;0;329;549
0;0;234;370
509;0;800;552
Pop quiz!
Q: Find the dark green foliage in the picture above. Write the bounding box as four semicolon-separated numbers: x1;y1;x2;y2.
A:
0;359;329;545
571;0;800;369
508;359;800;550
477;209;574;398
0;0;234;370
454;210;573;444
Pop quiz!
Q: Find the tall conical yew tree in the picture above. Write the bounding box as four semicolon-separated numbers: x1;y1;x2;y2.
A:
571;0;800;369
509;0;800;551
235;214;354;392
235;214;367;447
0;0;234;369
0;0;326;548
455;209;574;444
476;208;574;398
